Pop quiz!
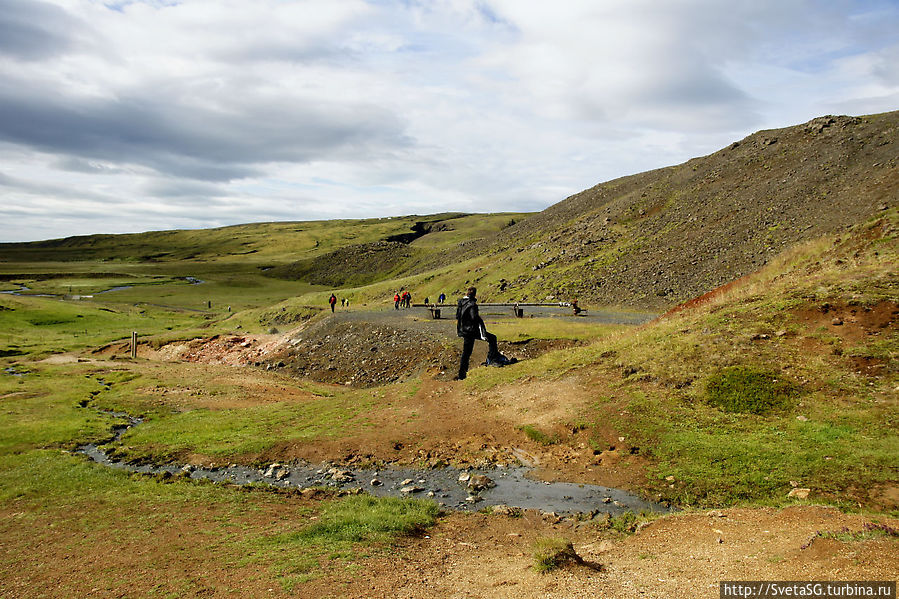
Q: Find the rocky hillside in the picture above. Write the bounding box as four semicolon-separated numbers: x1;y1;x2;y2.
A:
457;111;898;310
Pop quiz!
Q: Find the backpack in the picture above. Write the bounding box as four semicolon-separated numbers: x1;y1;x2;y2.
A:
485;353;515;367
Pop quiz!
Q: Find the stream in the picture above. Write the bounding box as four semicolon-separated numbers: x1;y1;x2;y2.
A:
77;412;673;516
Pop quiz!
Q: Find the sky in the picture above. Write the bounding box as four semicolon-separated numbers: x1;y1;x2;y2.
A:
0;0;897;242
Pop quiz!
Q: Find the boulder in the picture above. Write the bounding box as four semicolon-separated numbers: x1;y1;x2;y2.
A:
467;474;495;492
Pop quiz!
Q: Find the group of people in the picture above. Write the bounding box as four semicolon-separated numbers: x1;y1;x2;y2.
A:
393;290;413;309
327;294;350;312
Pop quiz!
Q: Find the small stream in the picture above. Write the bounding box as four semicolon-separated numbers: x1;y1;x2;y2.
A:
1;277;204;298
77;412;672;516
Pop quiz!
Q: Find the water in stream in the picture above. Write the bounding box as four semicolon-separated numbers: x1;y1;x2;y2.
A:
77;413;672;516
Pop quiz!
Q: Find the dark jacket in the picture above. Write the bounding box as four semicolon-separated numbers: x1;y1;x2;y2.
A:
456;296;483;338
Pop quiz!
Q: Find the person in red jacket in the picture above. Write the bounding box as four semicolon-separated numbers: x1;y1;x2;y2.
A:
394;292;401;310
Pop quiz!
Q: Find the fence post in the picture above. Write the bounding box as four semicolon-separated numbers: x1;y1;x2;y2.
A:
131;331;137;359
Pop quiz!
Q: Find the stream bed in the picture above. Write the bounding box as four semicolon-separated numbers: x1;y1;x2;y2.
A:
78;412;672;516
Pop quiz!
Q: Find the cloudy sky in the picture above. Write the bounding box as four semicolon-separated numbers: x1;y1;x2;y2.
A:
0;0;897;242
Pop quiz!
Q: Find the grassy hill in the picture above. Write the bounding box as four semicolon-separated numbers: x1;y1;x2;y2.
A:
3;111;896;312
437;111;898;309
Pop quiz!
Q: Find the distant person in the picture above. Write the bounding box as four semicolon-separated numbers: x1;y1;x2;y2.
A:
394;292;401;310
424;296;430;305
329;294;337;312
571;299;582;315
405;291;412;308
439;293;446;304
455;286;506;380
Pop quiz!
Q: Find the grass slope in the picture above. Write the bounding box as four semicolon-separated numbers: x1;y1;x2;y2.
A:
465;209;898;510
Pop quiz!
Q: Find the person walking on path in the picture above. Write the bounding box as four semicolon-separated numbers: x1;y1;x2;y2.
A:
438;292;446;304
455;286;502;380
329;294;337;312
394;292;401;310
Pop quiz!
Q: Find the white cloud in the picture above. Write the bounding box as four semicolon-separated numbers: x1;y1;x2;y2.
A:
0;0;897;241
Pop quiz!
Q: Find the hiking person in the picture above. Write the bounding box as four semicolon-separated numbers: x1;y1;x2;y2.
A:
405;291;412;308
455;286;506;380
394;292;400;310
329;294;337;312
438;292;446;304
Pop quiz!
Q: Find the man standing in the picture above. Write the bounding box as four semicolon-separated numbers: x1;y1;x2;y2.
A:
329;293;337;312
455;287;502;380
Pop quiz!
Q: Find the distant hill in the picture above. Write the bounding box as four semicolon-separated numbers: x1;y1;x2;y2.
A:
2;111;896;311
451;111;898;309
0;213;525;267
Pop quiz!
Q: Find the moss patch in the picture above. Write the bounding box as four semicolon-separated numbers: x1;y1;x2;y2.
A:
706;366;800;415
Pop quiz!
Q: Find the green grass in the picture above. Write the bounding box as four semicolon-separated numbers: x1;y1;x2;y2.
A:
488;318;628;341
706;366;800;415
0;366;117;454
244;495;438;589
119;393;374;462
518;424;559;446
0;359;438;594
0;293;208;357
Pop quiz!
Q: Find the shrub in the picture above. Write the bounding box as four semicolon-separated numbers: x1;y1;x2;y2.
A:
518;424;558;445
532;537;578;573
706;366;799;415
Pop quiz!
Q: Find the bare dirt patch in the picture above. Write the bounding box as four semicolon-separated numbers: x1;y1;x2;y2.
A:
301;505;898;599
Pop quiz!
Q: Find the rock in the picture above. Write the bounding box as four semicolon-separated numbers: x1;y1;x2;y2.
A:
370;478;383;487
789;480;800;488
788;488;811;499
332;470;354;483
665;475;675;482
275;468;290;481
467;474;495;491
602;497;612;504
542;511;562;524
401;478;414;486
796;415;809;422
491;504;520;517
263;463;281;478
400;486;424;494
832;317;843;326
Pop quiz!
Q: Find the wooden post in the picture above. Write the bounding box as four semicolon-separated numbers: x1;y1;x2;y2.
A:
131;331;137;359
